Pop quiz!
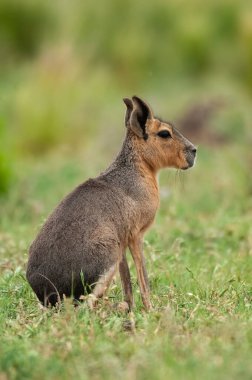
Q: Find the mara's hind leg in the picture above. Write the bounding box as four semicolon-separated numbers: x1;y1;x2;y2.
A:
119;253;134;310
87;263;117;309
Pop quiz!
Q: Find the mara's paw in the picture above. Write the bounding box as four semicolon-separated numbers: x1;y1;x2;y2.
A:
86;294;98;310
113;301;130;313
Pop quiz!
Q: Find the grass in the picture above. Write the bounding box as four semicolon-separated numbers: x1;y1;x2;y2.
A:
0;138;251;380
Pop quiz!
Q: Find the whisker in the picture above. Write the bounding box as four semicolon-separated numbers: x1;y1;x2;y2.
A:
179;169;183;190
174;169;179;188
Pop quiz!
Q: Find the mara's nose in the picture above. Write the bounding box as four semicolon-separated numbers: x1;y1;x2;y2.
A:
186;144;197;155
184;144;197;170
191;147;197;156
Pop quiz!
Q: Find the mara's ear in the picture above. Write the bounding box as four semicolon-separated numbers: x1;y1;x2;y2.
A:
130;96;154;140
123;98;134;127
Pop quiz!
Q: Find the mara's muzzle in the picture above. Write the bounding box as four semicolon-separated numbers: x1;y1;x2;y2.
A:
184;146;197;169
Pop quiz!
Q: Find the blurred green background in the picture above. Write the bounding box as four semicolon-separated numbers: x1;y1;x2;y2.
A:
0;0;252;195
0;2;252;379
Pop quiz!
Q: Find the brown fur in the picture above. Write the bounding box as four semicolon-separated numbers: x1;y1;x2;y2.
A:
26;96;196;310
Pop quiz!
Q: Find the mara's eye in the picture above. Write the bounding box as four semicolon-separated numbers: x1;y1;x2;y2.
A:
157;130;172;139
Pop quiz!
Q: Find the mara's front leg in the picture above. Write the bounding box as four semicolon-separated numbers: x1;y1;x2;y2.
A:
119;253;134;310
128;236;152;311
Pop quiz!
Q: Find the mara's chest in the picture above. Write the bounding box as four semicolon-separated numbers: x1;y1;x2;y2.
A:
130;179;160;235
141;190;159;232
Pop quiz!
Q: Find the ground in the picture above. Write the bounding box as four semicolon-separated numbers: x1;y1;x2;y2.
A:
0;139;251;380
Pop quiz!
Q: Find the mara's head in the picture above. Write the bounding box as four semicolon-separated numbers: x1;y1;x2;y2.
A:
123;96;197;171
